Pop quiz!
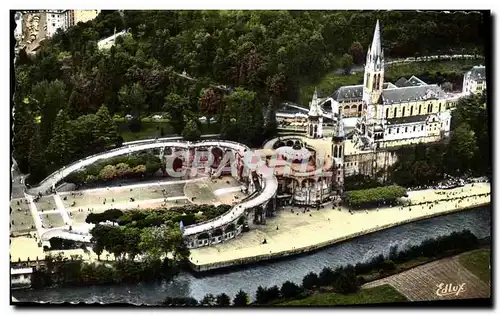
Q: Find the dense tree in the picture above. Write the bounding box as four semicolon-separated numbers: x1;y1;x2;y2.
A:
340;53;354;75
348;41;364;65
31;80;67;147
46;109;76;168
302;272;319;290
182;119;201;141
215;293;231;306
119;82;147;119
280;281;302;299
164;93;188;134
445;123;478;176
200;293;217;306
12;104;36;173
232;290;249;306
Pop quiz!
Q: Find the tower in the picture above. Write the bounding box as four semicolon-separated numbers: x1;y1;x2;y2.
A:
332;114;345;195
307;88;324;138
362;20;385;120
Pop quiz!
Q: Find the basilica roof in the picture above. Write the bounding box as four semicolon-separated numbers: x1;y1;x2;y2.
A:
381;84;445;105
393;75;427;88
468;65;486;83
385;115;429;125
331;85;363;102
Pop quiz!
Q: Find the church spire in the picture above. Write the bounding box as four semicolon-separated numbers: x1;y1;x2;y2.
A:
371;20;382;58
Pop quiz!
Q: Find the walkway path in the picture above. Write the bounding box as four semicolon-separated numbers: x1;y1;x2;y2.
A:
213;187;241;196
58;177;207;196
362;255;490;301
24;193;44;239
53;193;72;227
188;183;490;270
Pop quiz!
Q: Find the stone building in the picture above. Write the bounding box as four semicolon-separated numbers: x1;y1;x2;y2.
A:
462;65;486;96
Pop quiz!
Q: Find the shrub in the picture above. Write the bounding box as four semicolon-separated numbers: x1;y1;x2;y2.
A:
302;272;319;290
280;281;302;299
233;290;249;306
319;267;335;286
162;296;198;306
215;293;231;306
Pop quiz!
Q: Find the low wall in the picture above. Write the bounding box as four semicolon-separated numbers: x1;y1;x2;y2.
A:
189;201;490;272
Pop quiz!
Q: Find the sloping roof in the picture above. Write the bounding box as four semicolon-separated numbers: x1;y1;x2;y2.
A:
468;66;486;82
386;115;428;125
383;82;398;89
394;77;408;87
393;76;427;88
381;85;445;104
407;75;427;86
331;85;363;102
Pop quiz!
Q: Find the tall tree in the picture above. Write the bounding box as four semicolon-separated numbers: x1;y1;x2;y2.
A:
119;82;147;119
31;80;67;146
27;125;46;183
46;109;76;167
94;105;119;150
348;41;364;65
12;103;35;173
182;119;201;141
164;93;188;134
232;290;249;306
340;53;354;75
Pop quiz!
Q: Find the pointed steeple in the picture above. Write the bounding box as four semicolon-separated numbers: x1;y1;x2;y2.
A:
309;87;321;117
370;20;382;58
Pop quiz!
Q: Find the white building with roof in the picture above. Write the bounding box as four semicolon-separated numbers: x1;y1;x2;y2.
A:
462;65;486;96
316;20;454;150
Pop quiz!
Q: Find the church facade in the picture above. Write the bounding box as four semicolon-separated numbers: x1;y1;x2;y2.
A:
313;20;453;151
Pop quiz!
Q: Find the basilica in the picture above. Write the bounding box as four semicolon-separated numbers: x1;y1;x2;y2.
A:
315;20;454;151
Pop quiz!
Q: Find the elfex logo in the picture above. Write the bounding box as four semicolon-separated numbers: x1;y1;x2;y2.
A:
435;282;466;297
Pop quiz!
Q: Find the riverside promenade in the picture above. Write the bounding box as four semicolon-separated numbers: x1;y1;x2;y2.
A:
188;182;490;272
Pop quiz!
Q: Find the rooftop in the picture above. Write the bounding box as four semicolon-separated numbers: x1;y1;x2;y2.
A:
468;65;486;82
381;84;445;104
331;85;363;102
386;115;428;125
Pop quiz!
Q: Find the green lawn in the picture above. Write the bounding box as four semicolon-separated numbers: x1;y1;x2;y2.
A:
299;58;485;105
458;248;491;284
279;284;408;306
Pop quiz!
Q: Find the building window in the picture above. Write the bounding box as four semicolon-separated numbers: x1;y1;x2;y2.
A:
419;105;422;115
413;126;416;132
405;127;408;133
421;126;424;131
393;107;397;117
410;106;413;116
397;128;400;133
52;23;55;27
388;128;391;134
438;103;442;112
386;108;389;118
402;107;406;116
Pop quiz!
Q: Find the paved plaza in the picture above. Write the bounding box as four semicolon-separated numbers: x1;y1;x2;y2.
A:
189;183;490;268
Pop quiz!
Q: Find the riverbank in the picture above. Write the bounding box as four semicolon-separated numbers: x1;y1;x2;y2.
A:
188;183;490;272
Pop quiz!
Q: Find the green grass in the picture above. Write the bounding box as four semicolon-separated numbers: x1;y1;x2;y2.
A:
458;248;491;284
279;284;408;306
299;58;485;105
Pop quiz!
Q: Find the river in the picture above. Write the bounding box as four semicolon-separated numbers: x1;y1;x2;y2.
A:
13;206;491;304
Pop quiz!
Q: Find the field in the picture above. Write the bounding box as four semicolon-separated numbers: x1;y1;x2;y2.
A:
279;284;407;306
363;254;490;301
458;249;491;285
60;183;185;210
40;212;66;229
299;58;485;105
184;176;242;205
33;196;57;212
